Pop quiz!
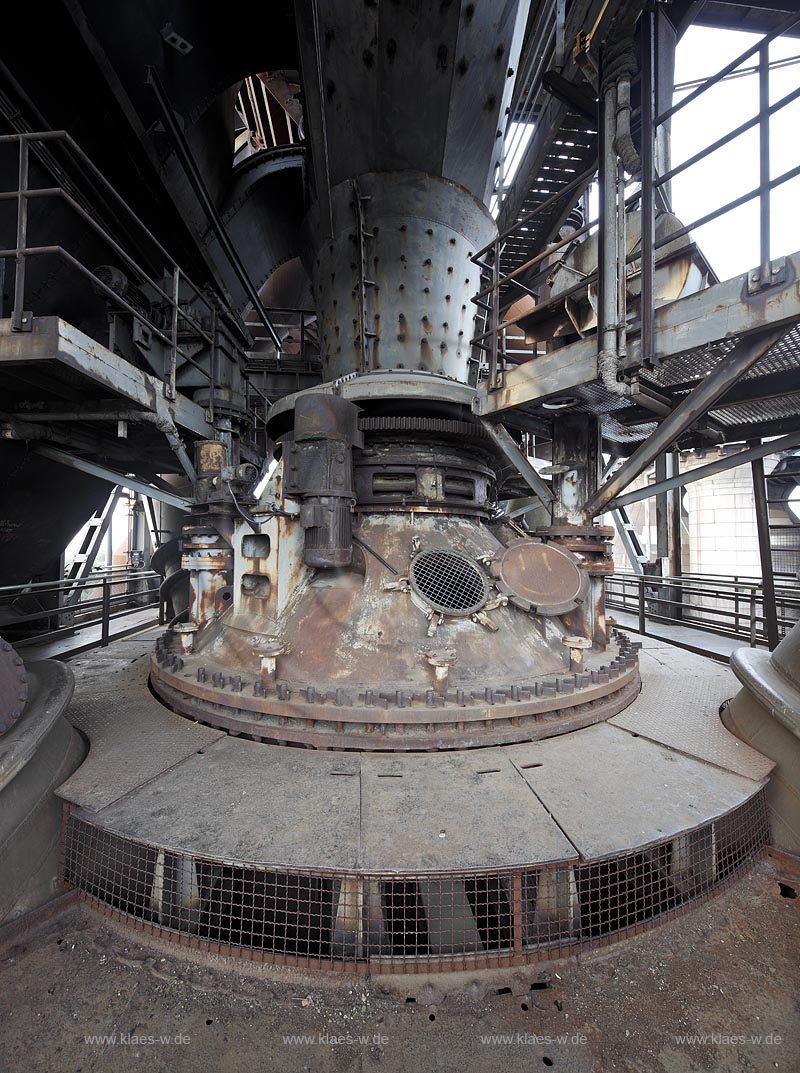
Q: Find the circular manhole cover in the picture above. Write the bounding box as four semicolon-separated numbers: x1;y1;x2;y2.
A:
492;540;586;615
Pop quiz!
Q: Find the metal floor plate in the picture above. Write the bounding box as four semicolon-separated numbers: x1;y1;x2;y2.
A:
59;633;773;869
360;749;577;871
58;685;224;811
82;735;363;870
509;723;762;859
610;646;774;782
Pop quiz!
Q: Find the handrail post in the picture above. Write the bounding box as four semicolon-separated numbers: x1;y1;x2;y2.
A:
638;577;647;636
749;590;758;647
12;138;30;332
101;578;111;647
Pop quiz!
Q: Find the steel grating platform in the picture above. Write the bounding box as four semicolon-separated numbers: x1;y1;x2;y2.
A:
55;635;774;973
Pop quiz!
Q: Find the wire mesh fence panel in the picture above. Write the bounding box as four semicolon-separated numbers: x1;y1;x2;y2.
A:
61;791;769;972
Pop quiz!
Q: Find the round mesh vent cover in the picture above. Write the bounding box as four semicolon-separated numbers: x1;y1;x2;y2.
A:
409;550;489;616
490;539;588;615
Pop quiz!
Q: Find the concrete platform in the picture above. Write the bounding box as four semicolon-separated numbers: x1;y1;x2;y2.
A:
54;635;772;873
50;632;776;973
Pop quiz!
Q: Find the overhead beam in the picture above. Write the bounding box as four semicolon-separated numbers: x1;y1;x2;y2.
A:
0;316;213;438
582;327;787;517
608;431;800;510
476;341;597;415
33;444;191;511
478;251;800;414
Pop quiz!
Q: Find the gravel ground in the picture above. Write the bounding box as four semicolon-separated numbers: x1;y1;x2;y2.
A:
1;855;797;1073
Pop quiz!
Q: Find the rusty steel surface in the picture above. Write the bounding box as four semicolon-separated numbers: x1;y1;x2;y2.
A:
0;637;28;734
156;506;632;750
302;172;496;382
149;636;641;750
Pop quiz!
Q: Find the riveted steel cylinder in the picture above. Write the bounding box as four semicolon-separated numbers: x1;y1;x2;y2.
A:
302;171;496;384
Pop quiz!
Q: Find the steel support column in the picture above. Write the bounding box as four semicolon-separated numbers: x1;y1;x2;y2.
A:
552;413;599;524
752;454;780;650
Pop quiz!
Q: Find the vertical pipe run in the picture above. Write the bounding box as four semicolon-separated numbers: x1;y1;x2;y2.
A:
598;82;619;384
759;42;771;283
640;10;656;367
752;454;779;650
616;160;627;364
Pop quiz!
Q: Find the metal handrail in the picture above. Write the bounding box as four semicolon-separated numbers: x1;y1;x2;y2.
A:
0;567;157;597
606;570;800;647
0;130;218;408
3;568;162;650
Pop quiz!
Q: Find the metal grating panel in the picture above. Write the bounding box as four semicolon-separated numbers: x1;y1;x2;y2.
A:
61;790;769;972
771;525;800;576
654;326;800;390
709;391;800;426
409;550;489;616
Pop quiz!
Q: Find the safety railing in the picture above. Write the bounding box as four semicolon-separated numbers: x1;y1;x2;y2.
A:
606;571;800;648
244;307;320;368
472;9;800;390
0;567;161;649
0;130;219;415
